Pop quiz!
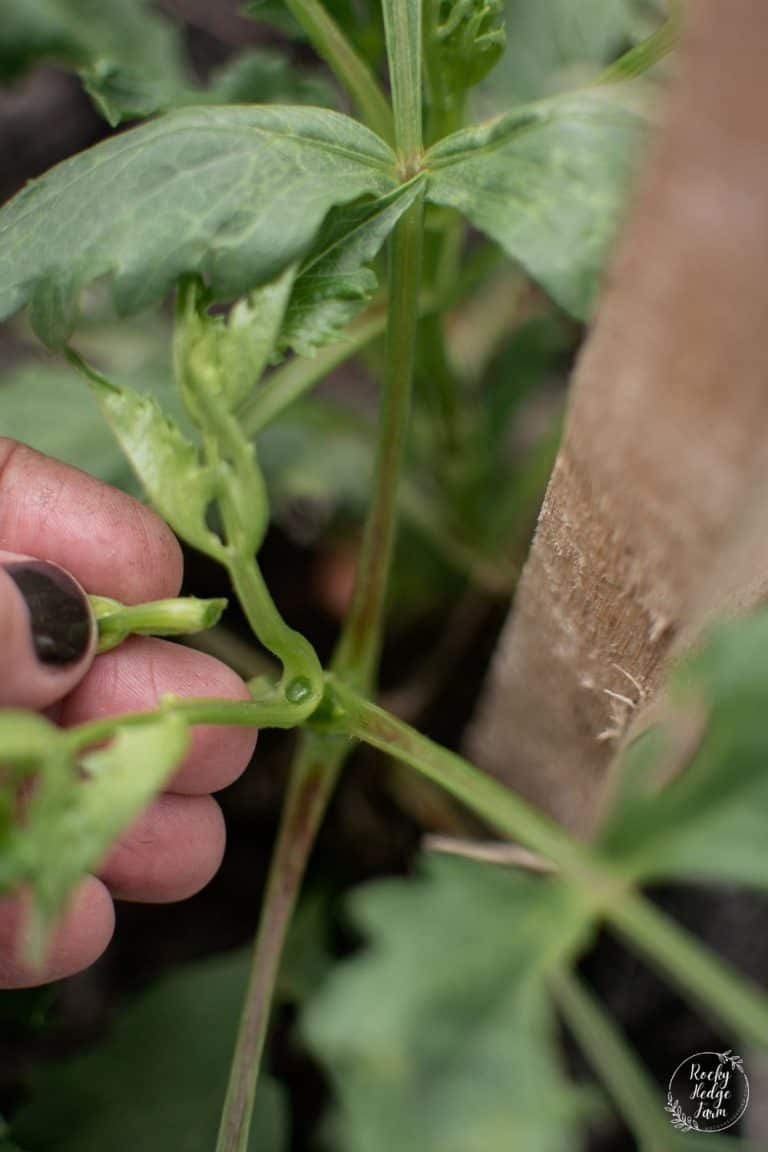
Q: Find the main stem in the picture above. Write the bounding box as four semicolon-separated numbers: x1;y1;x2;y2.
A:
214;732;345;1152
333;193;424;688
215;25;425;1146
382;0;423;169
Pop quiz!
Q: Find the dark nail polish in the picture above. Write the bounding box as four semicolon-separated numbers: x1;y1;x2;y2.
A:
4;561;92;666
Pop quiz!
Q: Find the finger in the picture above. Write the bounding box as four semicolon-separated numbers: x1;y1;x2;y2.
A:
0;557;95;708
0;438;183;603
0;877;115;989
97;793;225;903
60;638;258;795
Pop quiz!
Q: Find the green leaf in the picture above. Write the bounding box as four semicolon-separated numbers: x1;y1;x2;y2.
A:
0;359;181;493
475;0;661;115
10;949;286;1152
244;0;308;38
426;0;506;96
19;715;189;955
599;609;768;891
303;855;592;1152
425;92;639;319
86;372;226;560
0;0;190;126
1;1;341;121
279;176;425;356
0;363;132;488
0;711;60;771
177;270;297;414
207;47;338;108
0;713;60;893
0;105;396;346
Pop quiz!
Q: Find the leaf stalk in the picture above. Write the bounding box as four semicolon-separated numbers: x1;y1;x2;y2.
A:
283;0;394;144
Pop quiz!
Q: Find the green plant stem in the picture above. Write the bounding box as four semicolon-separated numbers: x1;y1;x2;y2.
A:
62;693;306;755
213;192;426;1149
227;553;323;707
333;192;425;687
283;0;393;143
610;891;768;1050
551;969;673;1152
382;0;423;166
215;730;345;1152
330;680;768;1048
330;679;595;872
90;594;226;653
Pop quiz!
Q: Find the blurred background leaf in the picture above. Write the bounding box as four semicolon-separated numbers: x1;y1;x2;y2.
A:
0;0;190;124
0;0;337;125
302;855;595;1152
9;949;286;1152
599;608;768;890
474;0;667;117
206;47;337;107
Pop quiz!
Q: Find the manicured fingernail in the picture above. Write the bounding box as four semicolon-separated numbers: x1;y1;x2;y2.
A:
4;561;92;666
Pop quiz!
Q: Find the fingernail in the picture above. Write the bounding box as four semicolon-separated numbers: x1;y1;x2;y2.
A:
4;561;92;666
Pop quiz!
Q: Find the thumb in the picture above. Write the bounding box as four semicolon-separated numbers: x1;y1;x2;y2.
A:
0;556;96;709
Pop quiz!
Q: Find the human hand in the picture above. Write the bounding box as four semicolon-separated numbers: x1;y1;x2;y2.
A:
0;439;257;987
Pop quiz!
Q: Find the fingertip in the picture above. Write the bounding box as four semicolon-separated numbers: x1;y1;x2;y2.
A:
0;558;96;709
99;794;226;903
0;439;184;603
122;501;184;602
0;877;115;989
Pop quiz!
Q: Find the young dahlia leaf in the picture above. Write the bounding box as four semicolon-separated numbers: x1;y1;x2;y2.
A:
425;91;640;320
302;855;592;1152
176;269;297;414
0;712;60;773
86;372;225;560
599;609;768;891
279;175;425;357
425;0;507;98
0;106;396;347
0;713;62;896
20;715;189;960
